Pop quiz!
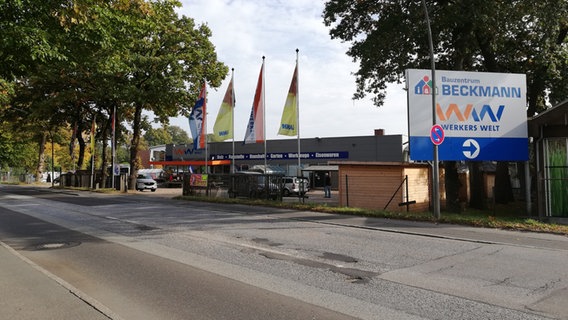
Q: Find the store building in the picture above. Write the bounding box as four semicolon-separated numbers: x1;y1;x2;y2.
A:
148;130;405;188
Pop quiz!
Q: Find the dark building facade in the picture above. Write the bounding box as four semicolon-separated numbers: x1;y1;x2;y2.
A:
153;133;404;175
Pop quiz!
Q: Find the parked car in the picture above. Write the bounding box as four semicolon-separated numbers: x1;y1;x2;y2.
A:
282;176;309;196
136;174;157;192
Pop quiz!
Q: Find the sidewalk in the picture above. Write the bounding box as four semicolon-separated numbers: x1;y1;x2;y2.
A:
0;242;116;320
282;189;339;205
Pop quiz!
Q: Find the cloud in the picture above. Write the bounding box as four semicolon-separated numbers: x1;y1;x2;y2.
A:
171;0;408;140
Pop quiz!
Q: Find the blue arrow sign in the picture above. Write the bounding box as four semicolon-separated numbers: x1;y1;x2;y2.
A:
462;139;480;159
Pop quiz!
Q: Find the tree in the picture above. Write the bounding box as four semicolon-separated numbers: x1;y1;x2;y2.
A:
144;127;173;146
145;125;191;146
168;125;191;144
1;0;227;189
323;0;568;209
0;0;140;176
112;1;227;187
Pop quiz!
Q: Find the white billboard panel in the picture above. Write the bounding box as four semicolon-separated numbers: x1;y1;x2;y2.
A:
407;69;528;161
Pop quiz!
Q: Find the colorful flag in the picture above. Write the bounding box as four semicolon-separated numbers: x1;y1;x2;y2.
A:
212;75;235;142
278;62;298;136
189;83;207;150
244;61;265;144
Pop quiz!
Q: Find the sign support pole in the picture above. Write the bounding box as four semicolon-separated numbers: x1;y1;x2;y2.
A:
422;0;440;219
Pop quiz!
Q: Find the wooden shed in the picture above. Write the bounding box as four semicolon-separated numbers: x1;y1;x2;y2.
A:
528;99;568;221
330;161;445;212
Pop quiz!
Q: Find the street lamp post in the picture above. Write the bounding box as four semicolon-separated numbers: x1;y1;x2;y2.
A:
49;130;54;187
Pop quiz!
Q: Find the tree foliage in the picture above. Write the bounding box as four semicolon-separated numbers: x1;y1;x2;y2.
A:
144;125;191;146
324;0;568;210
323;0;568;115
0;0;227;183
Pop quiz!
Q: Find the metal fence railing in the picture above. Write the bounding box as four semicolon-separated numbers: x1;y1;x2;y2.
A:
183;173;284;201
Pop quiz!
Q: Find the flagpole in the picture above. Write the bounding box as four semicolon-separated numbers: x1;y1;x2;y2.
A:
262;56;267;170
111;105;116;189
204;81;208;174
90;115;96;189
71;122;77;173
296;49;301;177
231;68;235;174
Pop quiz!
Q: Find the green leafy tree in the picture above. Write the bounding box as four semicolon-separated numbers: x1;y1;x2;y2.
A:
0;0;137;177
112;1;227;187
144;127;173;146
168;125;191;144
144;125;191;147
1;1;227;189
323;0;568;210
0;120;37;173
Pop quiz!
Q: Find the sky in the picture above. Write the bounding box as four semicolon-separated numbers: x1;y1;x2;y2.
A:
170;0;408;141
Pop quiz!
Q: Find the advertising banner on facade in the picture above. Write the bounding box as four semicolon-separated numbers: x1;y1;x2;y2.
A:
189;174;208;187
407;69;528;161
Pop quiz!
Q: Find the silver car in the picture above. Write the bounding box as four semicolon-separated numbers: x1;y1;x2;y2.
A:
136;174;157;192
282;176;309;196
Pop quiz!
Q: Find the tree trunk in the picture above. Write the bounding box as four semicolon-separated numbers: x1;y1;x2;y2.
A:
494;162;514;204
77;122;86;169
469;162;486;209
35;132;47;181
101;119;109;189
444;161;461;212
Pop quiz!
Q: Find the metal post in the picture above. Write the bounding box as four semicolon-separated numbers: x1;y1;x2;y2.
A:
405;175;410;212
422;0;440;219
345;175;349;207
50;131;54;187
525;160;531;215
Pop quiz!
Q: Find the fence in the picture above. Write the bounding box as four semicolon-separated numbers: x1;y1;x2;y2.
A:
0;172;35;184
59;172;129;191
183;173;284;201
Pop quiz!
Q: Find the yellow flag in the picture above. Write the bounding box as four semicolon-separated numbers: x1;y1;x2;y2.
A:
212;76;235;141
278;63;298;136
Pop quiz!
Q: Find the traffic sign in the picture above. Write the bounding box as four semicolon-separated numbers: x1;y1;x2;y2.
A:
462;139;480;159
113;164;120;176
430;124;445;145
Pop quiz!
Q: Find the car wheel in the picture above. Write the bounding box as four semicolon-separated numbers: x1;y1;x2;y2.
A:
282;189;290;197
151;189;156;192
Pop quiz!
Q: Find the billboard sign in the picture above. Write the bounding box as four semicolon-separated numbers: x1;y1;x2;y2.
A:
407;69;528;161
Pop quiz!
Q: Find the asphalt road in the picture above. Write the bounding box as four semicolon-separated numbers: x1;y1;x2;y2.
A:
0;184;567;320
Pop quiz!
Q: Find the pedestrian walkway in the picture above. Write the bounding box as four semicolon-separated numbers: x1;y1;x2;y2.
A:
282;189;339;206
0;241;115;320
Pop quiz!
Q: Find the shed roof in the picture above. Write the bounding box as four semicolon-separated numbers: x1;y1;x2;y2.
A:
328;161;430;168
528;99;568;137
302;165;338;171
